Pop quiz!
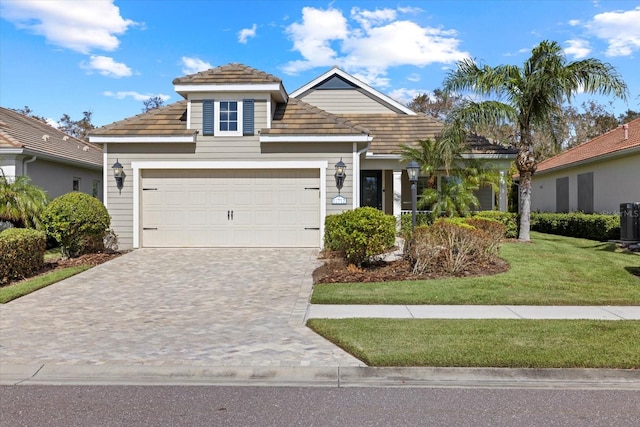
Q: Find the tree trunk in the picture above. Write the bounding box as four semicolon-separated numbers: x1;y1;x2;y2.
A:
518;170;532;241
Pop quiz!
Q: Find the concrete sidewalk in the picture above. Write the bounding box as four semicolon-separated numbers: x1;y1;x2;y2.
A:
306;305;640;320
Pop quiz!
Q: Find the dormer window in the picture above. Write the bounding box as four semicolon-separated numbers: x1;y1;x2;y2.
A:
202;99;254;137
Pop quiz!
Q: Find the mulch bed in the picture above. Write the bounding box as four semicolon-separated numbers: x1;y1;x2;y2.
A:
313;256;510;284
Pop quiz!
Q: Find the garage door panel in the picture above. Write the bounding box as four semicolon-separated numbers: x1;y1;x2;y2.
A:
141;169;320;248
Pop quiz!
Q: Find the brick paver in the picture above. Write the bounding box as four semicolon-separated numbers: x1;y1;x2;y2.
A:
0;249;362;367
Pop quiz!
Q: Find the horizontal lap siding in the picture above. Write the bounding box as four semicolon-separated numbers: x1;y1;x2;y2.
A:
298;90;396;114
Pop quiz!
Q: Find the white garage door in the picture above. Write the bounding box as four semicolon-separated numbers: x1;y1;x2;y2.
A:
141;169;320;247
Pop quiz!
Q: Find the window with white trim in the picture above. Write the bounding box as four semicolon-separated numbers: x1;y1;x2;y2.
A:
202;99;254;137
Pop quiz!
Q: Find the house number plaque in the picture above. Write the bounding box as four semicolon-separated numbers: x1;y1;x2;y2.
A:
331;195;347;205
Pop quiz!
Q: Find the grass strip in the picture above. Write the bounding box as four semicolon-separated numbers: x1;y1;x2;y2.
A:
307;318;640;368
0;265;91;304
312;232;640;305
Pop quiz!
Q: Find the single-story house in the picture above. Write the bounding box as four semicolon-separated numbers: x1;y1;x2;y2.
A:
89;64;515;249
531;117;640;214
0;106;103;200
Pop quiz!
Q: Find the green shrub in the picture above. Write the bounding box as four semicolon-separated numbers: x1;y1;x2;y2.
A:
400;212;431;239
324;207;396;266
530;212;619;241
0;228;47;284
41;192;111;258
473;211;519;238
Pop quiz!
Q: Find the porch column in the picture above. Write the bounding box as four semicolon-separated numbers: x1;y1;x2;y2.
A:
393;170;402;218
499;170;508;212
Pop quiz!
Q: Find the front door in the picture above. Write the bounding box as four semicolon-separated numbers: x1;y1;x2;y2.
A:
360;170;382;210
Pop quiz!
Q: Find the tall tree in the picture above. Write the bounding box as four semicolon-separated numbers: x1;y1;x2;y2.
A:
142;96;165;112
618;109;640;124
58;111;95;140
0;170;49;229
443;40;627;241
12;106;47;123
407;89;463;120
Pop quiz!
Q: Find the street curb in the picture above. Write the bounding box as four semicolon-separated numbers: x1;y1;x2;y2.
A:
2;364;638;390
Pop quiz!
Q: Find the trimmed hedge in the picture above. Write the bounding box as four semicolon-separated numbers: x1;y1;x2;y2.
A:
0;228;47;285
41;192;111;258
530;212;619;241
324;207;396;266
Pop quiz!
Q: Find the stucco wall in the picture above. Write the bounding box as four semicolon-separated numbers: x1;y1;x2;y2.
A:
15;158;101;201
531;152;640;213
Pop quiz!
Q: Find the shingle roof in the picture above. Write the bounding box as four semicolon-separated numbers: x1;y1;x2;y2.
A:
260;98;370;136
172;63;282;85
337;114;517;156
89;100;194;137
536;117;640;173
0;107;102;167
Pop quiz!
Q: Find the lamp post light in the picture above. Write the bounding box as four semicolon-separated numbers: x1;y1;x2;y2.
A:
112;159;124;193
406;160;420;231
334;158;346;194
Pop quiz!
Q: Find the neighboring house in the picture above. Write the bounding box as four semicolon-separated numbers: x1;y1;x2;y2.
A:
0;107;103;200
531;117;640;214
89;64;515;250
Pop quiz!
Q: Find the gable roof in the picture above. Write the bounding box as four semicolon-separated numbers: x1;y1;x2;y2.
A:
0;107;102;167
290;66;416;116
260;98;370;137
89;100;195;139
536;117;640;174
173;63;287;102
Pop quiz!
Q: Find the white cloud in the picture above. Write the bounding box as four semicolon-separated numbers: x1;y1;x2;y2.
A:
238;24;257;44
282;6;468;86
0;0;139;54
387;87;427;106
45;118;59;128
564;39;591;59
407;73;421;82
568;19;581;26
81;55;132;78
181;56;213;75
586;6;640;56
103;91;171;102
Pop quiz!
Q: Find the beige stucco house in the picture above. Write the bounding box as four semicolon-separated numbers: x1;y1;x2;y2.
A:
89;64;515;249
531;117;640;214
0;107;103;200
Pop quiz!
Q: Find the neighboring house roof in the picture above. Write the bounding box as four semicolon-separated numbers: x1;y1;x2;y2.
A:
536;117;640;174
89;100;194;137
290;66;416;116
0;106;102;167
260;98;370;136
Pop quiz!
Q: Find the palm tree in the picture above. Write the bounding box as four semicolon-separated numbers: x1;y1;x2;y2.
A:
0;170;49;228
419;178;480;218
443;40;627;241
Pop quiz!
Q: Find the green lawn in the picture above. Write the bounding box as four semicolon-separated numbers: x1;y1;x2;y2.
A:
312;232;640;305
0;265;91;304
307;318;640;368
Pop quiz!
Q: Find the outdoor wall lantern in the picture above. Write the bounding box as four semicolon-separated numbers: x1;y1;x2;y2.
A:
112;159;124;193
406;160;420;231
334;158;347;194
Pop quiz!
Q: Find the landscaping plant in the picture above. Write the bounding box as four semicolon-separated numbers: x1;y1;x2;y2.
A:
41;192;111;258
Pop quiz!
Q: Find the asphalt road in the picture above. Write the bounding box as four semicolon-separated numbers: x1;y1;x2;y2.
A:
2;385;639;426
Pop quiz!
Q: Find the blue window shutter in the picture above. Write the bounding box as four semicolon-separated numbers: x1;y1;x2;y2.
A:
243;99;254;136
202;99;214;135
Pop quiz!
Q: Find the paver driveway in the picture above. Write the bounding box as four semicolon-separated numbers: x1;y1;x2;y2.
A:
0;249;362;367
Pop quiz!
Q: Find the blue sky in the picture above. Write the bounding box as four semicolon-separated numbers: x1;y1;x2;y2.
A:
1;0;639;128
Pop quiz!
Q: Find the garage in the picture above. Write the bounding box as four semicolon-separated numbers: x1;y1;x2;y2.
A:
140;169;320;247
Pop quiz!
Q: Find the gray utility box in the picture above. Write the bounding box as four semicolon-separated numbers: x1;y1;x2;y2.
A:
620;202;640;241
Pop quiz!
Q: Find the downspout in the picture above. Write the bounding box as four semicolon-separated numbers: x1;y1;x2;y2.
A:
353;141;371;209
22;155;37;176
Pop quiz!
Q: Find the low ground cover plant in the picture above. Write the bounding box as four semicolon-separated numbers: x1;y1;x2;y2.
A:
531;212;619;241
